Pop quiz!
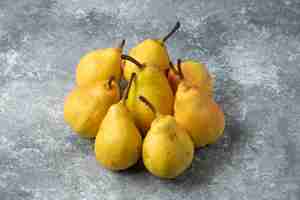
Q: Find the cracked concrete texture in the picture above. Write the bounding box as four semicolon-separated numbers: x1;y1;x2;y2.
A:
0;0;300;199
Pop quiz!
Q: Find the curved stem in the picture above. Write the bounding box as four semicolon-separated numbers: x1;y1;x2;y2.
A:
139;96;157;116
118;39;126;50
122;73;136;102
177;59;184;80
162;21;181;43
121;54;145;69
107;76;115;89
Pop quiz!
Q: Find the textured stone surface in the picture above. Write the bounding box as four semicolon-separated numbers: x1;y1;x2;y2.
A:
1;0;300;199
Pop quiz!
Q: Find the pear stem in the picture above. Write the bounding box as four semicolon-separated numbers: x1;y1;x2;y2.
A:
122;73;136;102
118;39;126;50
121;54;145;69
107;76;115;89
162;21;181;43
169;60;184;80
177;59;184;79
138;96;157;116
169;61;179;75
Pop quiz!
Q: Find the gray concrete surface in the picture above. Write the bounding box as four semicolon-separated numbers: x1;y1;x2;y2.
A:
1;0;300;199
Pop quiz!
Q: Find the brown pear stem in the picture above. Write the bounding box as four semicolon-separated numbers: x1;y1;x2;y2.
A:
138;96;157;116
162;21;181;43
177;59;184;80
121;54;145;69
122;73;136;102
118;39;126;50
107;76;115;89
169;61;179;75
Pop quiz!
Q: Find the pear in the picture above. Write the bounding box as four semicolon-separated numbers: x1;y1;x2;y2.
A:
168;59;214;93
139;96;194;179
76;40;125;86
174;82;225;148
122;55;174;135
95;73;142;170
64;77;120;138
123;22;180;80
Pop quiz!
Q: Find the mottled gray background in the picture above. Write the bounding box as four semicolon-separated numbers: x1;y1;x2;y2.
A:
0;0;300;199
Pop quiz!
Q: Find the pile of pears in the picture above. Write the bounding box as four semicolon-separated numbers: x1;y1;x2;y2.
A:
64;22;225;179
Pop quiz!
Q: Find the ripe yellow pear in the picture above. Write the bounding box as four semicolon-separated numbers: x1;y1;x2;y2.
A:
64;77;120;138
174;82;225;148
123;22;180;80
95;74;142;170
168;59;214;93
76;40;125;86
139;96;194;179
122;55;174;135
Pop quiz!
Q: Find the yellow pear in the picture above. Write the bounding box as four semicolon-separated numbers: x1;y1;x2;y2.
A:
168;59;214;93
76;40;125;86
95;74;142;170
174;82;225;148
139;96;194;179
122;55;174;135
123;22;180;80
64;77;120;138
